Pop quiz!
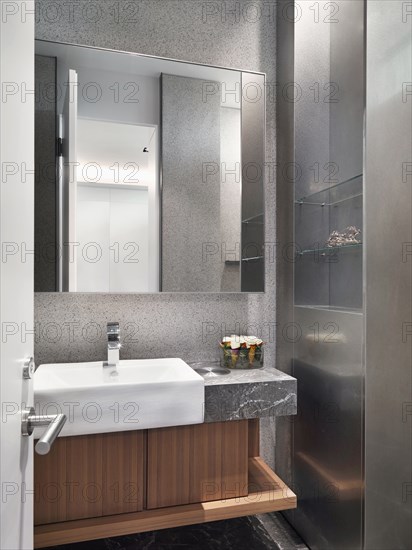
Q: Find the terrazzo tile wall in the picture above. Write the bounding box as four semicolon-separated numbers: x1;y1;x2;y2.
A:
34;0;278;373
161;74;222;292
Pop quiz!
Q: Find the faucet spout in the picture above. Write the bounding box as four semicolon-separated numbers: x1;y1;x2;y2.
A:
105;322;120;367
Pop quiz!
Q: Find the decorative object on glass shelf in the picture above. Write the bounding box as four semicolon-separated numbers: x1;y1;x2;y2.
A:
326;226;361;248
219;335;264;369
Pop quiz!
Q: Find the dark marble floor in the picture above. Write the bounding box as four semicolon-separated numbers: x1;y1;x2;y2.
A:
43;514;307;550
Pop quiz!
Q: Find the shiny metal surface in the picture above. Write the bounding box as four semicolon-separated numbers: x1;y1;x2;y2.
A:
240;72;265;291
22;357;36;380
289;2;365;549
274;0;295;488
21;407;67;455
34;414;66;455
292;307;363;550
106;322;121;366
192;365;231;377
364;2;412;548
190;361;231;377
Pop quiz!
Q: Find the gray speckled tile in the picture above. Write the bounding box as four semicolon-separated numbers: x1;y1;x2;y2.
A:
34;292;249;365
34;0;280;480
162;74;222;291
34;0;278;371
36;1;276;77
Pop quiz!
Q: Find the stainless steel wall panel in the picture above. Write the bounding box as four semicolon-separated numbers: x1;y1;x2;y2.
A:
364;2;412;548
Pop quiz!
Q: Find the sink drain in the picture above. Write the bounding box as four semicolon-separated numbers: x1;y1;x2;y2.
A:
190;363;231;376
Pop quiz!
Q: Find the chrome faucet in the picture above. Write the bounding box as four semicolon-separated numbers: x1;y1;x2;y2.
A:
106;322;121;367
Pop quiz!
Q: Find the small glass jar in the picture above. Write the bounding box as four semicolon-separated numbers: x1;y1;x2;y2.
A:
220;345;263;369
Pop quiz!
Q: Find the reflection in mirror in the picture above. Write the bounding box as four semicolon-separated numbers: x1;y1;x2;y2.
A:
76;120;158;292
34;40;265;293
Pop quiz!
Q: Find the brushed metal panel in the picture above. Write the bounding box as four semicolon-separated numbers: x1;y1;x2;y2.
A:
290;3;365;549
292;306;363;550
364;1;412;548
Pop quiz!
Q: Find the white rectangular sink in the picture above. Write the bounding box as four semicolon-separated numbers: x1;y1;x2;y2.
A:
34;358;204;437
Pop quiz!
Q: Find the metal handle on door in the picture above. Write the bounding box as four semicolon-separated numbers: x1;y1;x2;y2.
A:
21;407;67;455
22;357;36;379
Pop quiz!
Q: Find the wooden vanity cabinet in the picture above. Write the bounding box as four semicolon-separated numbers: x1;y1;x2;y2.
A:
35;421;248;522
34;419;297;548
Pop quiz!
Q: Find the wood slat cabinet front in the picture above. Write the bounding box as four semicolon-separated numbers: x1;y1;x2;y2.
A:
146;420;249;509
34;431;145;525
34;420;250;524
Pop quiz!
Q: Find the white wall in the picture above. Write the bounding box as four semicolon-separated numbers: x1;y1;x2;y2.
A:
77;67;159;126
55;60;160;126
0;2;34;548
75;119;158;291
77;185;150;292
77;118;153;186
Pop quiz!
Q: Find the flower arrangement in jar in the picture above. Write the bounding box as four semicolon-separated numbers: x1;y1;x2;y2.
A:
219;335;264;369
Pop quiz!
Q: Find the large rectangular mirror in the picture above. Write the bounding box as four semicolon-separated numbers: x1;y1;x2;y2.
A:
35;40;265;292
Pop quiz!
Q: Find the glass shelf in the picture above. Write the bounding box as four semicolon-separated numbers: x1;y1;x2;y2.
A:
298;243;362;256
295;174;362;206
242;256;263;262
295;304;363;314
242;213;264;224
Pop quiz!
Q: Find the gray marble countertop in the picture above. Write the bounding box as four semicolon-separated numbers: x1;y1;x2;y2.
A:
188;362;297;423
202;366;295;386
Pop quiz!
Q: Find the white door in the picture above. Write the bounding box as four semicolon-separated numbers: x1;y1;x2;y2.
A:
0;3;35;549
61;69;78;292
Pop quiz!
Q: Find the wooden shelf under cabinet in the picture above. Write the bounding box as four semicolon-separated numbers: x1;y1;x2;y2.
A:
34;420;296;548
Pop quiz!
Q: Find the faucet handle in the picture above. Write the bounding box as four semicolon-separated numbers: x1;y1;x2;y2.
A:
107;323;120;347
107;322;120;335
106;323;121;365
